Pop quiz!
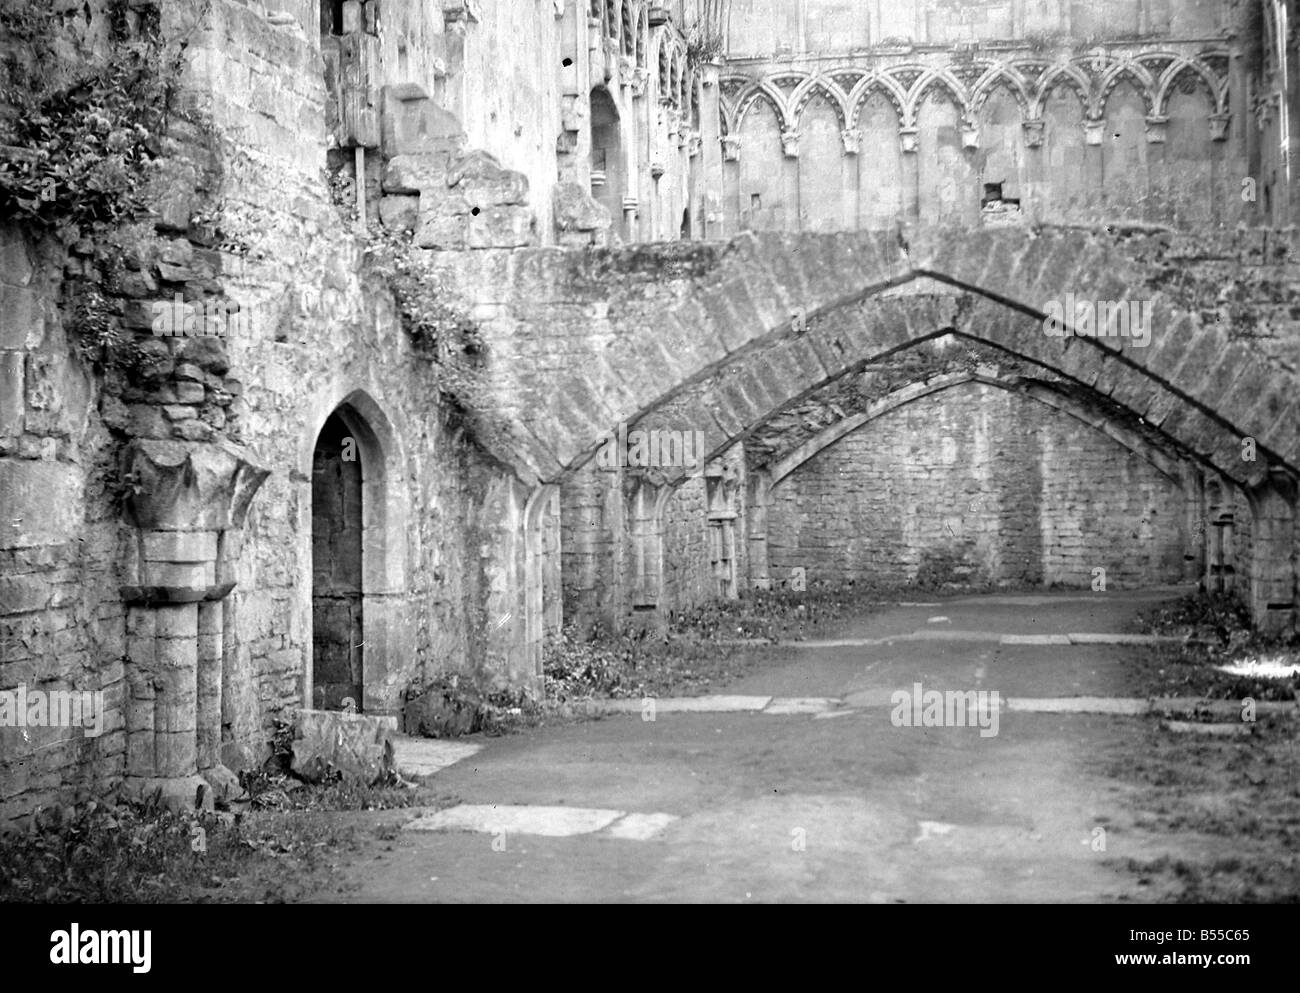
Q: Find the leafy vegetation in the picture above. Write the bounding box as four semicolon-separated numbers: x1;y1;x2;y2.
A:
0;0;213;368
1128;592;1298;701
0;784;370;903
363;227;488;411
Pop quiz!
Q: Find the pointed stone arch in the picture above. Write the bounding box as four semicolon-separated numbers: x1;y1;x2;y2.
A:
300;388;409;717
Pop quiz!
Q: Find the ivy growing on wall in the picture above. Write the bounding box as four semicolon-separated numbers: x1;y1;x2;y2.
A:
363;227;489;413
0;0;211;368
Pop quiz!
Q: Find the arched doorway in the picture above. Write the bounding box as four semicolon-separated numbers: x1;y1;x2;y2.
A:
312;411;364;710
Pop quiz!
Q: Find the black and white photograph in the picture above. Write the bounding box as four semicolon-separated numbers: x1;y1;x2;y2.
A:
0;0;1295;964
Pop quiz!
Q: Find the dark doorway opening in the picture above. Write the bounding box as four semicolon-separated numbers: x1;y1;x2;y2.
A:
312;411;364;711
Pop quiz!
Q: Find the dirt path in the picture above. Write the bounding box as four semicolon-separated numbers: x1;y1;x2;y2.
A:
313;590;1300;903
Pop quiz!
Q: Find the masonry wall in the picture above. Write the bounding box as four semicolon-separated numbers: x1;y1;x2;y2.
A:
0;225;129;816
717;0;1250;233
766;384;1190;588
725;0;1227;53
0;0;556;820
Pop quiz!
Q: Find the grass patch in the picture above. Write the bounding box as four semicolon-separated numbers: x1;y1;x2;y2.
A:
0;778;455;903
1128;593;1298;702
1096;716;1300;903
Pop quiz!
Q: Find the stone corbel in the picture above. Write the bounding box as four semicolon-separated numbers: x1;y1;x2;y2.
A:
780;127;800;157
1209;112;1230;141
122;439;269;545
721;135;741;162
687;132;702;157
558;93;584;154
630;67;648;98
899;126;919;153
840;128;862;155
617;55;636;87
1083;116;1106;145
1144;115;1169;143
961;120;979;150
1022;118;1045;148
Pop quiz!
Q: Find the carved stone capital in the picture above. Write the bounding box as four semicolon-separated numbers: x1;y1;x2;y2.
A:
123;439;269;534
1144;115;1169;143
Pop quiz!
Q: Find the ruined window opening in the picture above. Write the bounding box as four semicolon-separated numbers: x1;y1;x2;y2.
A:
590;86;624;234
562;57;573;68
981;181;1019;211
323;0;345;36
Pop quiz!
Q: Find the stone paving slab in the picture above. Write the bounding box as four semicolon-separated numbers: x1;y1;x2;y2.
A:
583;692;1298;721
605;812;680;840
404;804;624;837
1066;633;1184;644
592;695;772;714
763;697;843;715
391;736;482;778
403;804;680;841
1005;696;1151;715
796;630;1189;648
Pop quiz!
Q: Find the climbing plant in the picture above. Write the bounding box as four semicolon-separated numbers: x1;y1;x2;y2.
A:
363;227;489;412
0;0;211;367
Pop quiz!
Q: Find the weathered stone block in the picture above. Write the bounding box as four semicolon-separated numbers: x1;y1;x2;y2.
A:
290;709;395;785
0;573;52;614
467;205;535;248
0;226;33;287
0;352;22;436
553;181;611;233
381;84;467;157
382;152;453;194
0;460;82;550
143;561;216;590
0;285;39;350
449;149;529;208
415;209;468;249
379;194;420;232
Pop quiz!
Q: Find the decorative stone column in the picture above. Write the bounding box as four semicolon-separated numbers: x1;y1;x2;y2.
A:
119;438;269;807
